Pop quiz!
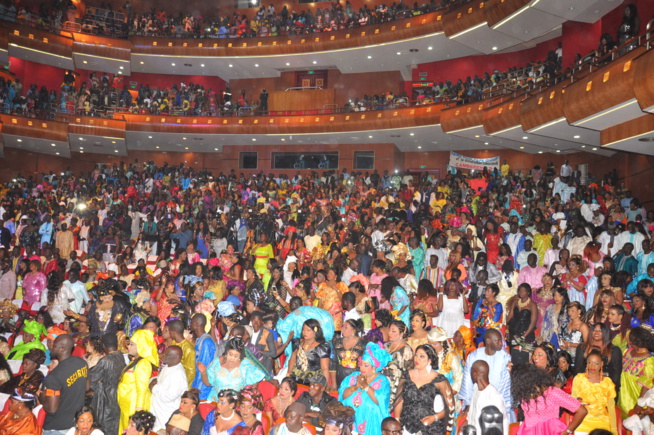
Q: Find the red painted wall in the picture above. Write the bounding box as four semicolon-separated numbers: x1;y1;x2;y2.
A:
561;21;601;69
601;0;654;42
8;58;227;94
411;38;561;85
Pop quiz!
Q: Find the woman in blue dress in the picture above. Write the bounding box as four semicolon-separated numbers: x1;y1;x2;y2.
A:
339;342;392;435
381;276;410;327
197;337;267;401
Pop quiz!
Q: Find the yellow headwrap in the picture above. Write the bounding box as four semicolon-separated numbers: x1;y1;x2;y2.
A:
130;329;159;367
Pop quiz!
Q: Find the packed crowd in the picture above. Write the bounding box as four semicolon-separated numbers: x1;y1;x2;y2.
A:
0;157;652;435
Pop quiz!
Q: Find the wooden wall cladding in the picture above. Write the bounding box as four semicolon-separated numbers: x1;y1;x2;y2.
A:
0;114;69;141
632;47;654;111
440;100;489;132
115;104;444;134
72;33;131;61
7;25;73;58
563;47;645;125
484;0;531;27
520;80;567;131
600;114;654;147
482;96;523;134
67;116;127;138
442;0;487;38
268;89;335;112
130;12;444;57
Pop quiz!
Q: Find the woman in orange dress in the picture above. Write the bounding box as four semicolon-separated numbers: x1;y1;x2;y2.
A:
0;390;42;435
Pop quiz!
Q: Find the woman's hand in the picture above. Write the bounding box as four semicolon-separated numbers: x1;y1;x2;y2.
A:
420;415;437;426
196;361;207;374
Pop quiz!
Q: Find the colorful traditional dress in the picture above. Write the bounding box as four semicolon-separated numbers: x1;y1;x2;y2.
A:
618;349;654;416
390;286;410;327
571;374;617;433
339;372;391;435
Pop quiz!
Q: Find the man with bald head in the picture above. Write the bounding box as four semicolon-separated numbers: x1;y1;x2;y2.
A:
459;329;512;421
464;360;508;434
40;334;89;435
151;345;188;433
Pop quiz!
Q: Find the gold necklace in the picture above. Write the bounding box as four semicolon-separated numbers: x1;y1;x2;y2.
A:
517;298;530;309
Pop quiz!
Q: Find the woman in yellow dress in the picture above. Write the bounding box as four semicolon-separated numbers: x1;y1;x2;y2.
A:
571;349;617;434
117;328;159;435
250;233;274;286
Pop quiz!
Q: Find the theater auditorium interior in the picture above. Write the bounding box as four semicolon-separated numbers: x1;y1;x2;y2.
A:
0;0;650;197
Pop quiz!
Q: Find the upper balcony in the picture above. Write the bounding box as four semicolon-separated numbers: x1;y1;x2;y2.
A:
0;0;619;80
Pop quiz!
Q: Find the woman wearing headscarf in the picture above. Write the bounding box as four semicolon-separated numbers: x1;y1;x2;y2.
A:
117;328;160;435
320;401;355;435
0;389;41;435
338;342;392;435
7;320;47;360
0;348;45;394
238;385;265;435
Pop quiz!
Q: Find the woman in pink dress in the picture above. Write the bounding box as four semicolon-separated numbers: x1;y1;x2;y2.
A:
512;363;588;435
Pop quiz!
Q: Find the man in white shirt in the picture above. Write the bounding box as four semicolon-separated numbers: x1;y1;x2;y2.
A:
151;345;188;433
615;221;646;256
464;360;509;435
560;159;572;178
342;292;361;323
341;258;359;286
596;223;620;257
63;269;89;314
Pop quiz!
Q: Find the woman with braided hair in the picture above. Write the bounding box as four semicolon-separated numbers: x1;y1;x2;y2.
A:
41;270;69;324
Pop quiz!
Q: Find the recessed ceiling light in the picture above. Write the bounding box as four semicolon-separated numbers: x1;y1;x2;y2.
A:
418;146;422;149
214;148;218;151
114;150;118;153
79;146;83;150
183;137;187;140
252;138;256;141
574;135;580;139
484;142;489;145
368;135;373;139
367;55;372;59
592;147;598;151
285;62;290;66
148;136;153;139
410;133;415;136
51;143;56;147
475;135;480;138
427;46;433;50
581;145;586;148
79;137;83;141
185;147;189;150
171;63;175;66
522;136;528;140
281;138;285;142
312;61;317;64
519;146;525;149
17;139;21;142
56;152;60;155
200;64;205;67
111;141;116;144
83;60;88;64
228;64;233;68
118;71;122;75
156;146;160;149
79;151;83;154
396;51;401;55
556;150;561;152
254;64;259;67
538;151;543;154
119;66;124;70
140;61;144;65
492;46;498;51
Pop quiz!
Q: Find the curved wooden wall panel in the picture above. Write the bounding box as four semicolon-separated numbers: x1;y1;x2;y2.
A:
72;33;131;61
68;116;127;138
632;48;654;111
442;0;487;37
8;25;73;58
117;104;443;134
440;100;489;132
482;96;523;134
0;115;69;141
563;47;645;124
484;0;531;27
131;13;444;57
601;114;654;147
520;80;567;131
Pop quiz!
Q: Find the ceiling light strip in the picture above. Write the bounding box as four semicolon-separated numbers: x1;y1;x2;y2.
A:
449;22;487;39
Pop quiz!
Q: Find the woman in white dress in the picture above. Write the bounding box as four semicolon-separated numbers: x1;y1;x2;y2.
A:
435;279;469;338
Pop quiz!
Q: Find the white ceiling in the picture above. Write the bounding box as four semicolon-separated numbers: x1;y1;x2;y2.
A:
3;134;71;158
